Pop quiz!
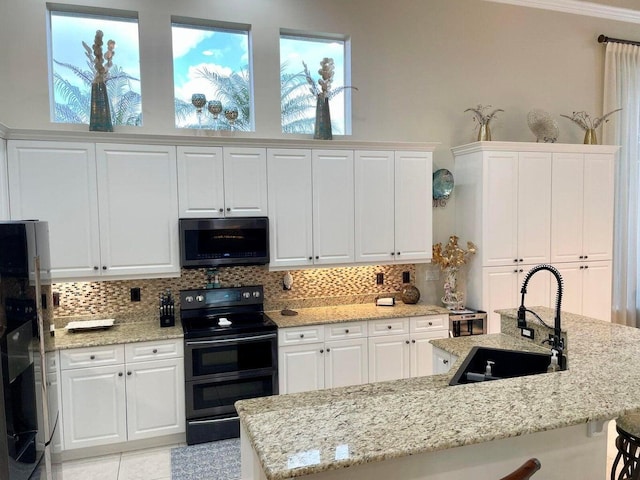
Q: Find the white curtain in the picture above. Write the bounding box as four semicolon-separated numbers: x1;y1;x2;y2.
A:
603;41;640;327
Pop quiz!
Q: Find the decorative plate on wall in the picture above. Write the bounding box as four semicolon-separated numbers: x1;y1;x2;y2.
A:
433;169;454;207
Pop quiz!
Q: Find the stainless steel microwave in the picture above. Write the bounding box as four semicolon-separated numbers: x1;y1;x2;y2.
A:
179;217;270;268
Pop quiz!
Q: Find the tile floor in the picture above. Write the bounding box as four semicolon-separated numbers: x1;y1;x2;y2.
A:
44;422;621;480
47;442;185;480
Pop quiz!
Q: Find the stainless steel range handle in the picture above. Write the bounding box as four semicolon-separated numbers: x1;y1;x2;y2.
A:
188;416;239;425
186;333;277;346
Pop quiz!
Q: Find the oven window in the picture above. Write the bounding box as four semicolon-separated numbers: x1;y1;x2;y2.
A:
192;375;274;412
191;339;275;376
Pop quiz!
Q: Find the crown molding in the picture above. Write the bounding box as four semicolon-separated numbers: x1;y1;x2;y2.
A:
483;0;640;24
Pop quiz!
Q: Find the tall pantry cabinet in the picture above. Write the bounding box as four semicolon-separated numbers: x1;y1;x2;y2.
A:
453;142;617;333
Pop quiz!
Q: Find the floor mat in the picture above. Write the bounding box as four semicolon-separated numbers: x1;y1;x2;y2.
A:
171;438;240;480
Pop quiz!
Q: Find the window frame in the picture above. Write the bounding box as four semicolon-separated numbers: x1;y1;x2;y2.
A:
279;29;353;136
47;5;142;126
171;17;255;132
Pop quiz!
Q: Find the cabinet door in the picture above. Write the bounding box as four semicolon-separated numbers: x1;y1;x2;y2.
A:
278;344;324;394
581;261;612;321
324;338;368;388
432;347;453;375
8;140;101;279
368;335;410;383
551;153;584;263
582;154;614;261
482;151;518;267
553;263;584;316
61;364;126;450
223;147;268;216
517;152;551;264
354;150;395;263
96;144;179;277
177;146;225;218
126;357;185;441
394;151;432;262
482;266;519;334
312;150;354;264
410;330;448;378
267;149;313;268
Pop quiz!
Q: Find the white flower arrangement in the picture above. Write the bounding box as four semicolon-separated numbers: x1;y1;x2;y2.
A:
82;30;116;84
464;104;504;126
560;109;622;131
303;58;357;101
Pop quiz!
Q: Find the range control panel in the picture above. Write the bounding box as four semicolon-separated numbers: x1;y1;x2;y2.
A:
179;285;263;310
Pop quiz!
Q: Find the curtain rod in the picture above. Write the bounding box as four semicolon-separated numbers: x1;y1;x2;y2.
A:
598;34;640;47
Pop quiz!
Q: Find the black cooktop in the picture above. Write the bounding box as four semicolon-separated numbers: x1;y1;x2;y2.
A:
179;286;276;339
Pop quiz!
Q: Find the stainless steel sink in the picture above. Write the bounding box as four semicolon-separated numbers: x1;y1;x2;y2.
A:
449;346;553;386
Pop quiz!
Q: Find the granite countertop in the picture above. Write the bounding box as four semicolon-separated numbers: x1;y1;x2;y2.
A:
266;302;450;328
49;313;183;351
237;306;640;480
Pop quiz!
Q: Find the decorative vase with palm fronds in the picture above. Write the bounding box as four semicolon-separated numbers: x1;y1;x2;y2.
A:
560;109;622;145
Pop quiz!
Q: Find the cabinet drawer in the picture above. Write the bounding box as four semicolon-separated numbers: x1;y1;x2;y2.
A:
410;314;448;333
367;317;409;336
325;321;367;340
60;344;125;370
278;325;324;346
125;339;184;363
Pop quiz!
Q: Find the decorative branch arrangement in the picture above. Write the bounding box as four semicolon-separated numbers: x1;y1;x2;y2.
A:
560;109;622;131
432;235;477;270
303;58;357;100
82;30;116;84
464;104;503;126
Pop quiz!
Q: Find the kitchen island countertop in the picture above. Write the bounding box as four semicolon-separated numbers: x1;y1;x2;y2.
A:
237;307;640;480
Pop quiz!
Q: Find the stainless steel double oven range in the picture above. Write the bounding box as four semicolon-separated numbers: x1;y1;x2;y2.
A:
180;285;278;445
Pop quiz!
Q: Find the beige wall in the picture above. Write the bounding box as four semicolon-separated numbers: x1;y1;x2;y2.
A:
0;0;638;247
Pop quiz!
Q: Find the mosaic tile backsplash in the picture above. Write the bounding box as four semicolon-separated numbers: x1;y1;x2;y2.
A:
52;264;418;325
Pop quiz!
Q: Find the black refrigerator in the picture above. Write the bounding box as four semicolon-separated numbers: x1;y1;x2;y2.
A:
0;221;58;480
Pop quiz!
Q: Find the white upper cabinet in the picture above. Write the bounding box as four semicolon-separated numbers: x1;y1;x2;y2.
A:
476;150;551;267
9;141;180;280
517;152;552;265
551;152;614;263
177;146;224;218
394;151;433;262
223;147;268;216
177;146;267;218
267;149;314;268
312;149;355;265
96;143;180;278
354;150;395;263
8;140;101;279
354;150;433;264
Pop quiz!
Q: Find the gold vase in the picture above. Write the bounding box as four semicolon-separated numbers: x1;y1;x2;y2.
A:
583;128;597;145
477;122;491;141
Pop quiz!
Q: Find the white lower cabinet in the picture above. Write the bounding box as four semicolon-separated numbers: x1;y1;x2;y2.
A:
368;315;449;383
59;339;184;451
554;261;612;321
279;315;448;394
278;322;368;394
432;347;458;375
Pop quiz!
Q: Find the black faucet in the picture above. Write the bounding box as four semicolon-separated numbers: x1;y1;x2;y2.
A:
517;264;565;369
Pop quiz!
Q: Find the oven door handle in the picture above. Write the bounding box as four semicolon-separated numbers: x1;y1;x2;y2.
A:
185;333;277;346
